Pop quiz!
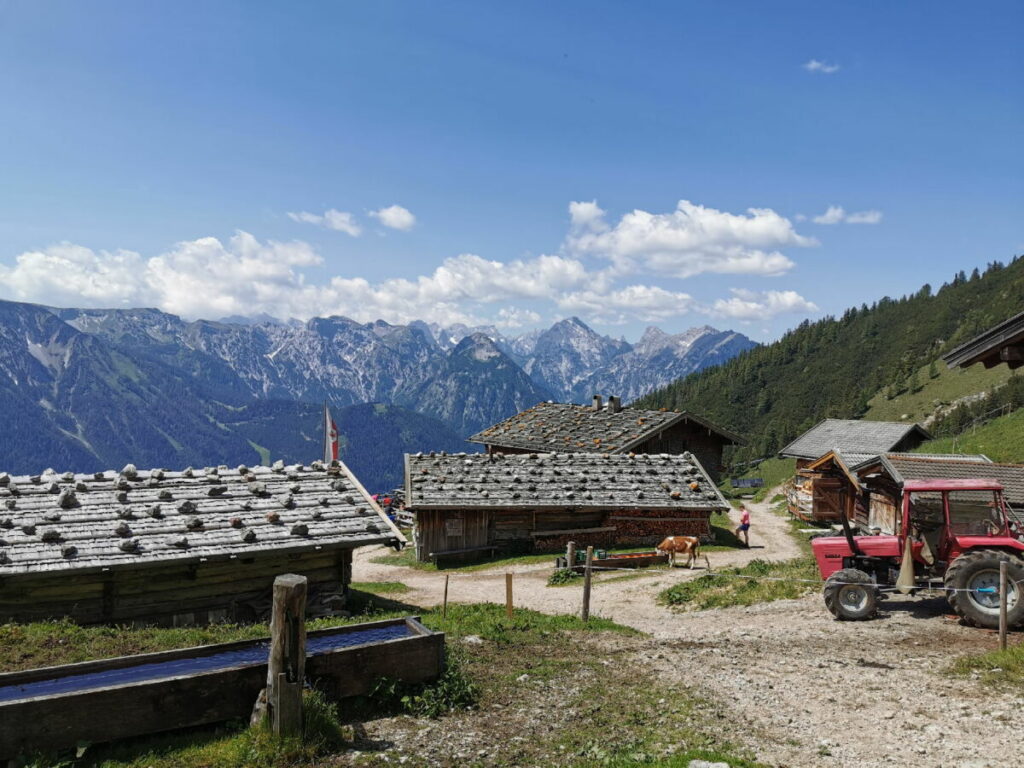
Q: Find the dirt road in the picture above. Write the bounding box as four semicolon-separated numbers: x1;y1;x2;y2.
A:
353;494;1024;767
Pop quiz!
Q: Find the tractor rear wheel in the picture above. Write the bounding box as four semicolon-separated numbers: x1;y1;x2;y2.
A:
823;568;877;621
945;550;1024;629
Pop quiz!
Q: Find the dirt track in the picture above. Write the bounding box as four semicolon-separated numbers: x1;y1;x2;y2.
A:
354;495;1024;767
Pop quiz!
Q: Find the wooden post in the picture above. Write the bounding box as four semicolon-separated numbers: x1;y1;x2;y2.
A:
505;572;514;619
566;541;576;572
999;560;1008;652
442;573;450;619
581;546;594;623
266;574;307;738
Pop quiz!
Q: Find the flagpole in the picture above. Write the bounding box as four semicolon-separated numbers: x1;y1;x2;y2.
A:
323;400;329;465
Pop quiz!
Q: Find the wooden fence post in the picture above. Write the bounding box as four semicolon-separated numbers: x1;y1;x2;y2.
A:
267;574;307;738
506;572;514;619
999;560;1008;652
442;573;450;619
566;541;576;572
581;546;594;623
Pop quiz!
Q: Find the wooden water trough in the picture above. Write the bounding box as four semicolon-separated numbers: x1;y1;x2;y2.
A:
0;616;443;761
559;550;669;571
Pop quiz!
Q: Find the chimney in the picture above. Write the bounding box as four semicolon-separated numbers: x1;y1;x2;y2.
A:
608;395;622;413
592;394;603;412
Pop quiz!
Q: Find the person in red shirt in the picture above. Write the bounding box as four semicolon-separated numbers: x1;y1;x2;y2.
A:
734;504;751;547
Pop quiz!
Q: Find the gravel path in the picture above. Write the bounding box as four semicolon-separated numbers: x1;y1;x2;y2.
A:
353;493;1024;767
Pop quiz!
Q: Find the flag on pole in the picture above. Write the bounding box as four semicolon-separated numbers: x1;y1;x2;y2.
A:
323;402;339;463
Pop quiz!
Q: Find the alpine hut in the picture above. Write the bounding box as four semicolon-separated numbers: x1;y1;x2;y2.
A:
778;419;932;521
943;310;1024;370
0;460;405;625
404;451;729;563
467;396;745;482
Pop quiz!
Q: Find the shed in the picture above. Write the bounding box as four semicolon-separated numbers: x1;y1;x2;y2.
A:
943;310;1024;370
404;451;729;562
467;397;745;481
855;453;1024;532
0;460;405;625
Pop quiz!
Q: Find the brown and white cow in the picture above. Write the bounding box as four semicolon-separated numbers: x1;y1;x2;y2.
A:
656;535;709;569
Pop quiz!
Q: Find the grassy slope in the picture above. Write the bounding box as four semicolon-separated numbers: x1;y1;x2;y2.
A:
864;358;1012;424
915;407;1024;462
720;457;795;502
6;601;764;768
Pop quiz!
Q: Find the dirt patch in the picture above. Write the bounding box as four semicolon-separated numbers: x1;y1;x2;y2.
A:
354;493;1024;766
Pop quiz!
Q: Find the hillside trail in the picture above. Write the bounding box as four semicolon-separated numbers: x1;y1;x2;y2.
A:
355;491;1024;768
353;489;798;634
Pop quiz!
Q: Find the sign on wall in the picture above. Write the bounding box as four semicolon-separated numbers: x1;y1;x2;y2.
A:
445;517;464;537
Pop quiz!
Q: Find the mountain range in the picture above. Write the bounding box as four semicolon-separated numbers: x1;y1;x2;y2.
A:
0;299;755;487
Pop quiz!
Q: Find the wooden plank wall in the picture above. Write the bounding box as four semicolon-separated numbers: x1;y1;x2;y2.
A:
0;549;354;626
416;509;490;559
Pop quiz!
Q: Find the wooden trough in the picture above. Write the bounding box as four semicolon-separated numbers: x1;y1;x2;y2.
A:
0;616;443;760
561;550;669;571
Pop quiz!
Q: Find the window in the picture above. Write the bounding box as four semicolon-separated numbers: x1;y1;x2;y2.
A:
947;490;1004;536
907;492;944;532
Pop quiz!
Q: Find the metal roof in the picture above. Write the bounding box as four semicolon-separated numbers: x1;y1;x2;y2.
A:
778;419;932;461
467;401;745;454
943;310;1024;370
404;451;730;511
0;461;404;577
871;454;1024;505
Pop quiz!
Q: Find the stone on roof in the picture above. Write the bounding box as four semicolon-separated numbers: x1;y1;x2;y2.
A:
0;461;404;577
778;420;932;461
467;401;744;454
404;451;730;511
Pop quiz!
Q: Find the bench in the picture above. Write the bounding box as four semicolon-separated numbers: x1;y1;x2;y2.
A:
428;545;499;564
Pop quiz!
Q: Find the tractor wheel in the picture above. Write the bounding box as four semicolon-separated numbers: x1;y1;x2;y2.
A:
945;550;1024;629
823;568;877;621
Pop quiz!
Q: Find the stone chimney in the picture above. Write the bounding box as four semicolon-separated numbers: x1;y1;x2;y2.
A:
607;395;622;413
591;394;603;411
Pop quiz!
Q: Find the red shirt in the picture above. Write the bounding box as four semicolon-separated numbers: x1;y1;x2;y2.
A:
740;509;751;525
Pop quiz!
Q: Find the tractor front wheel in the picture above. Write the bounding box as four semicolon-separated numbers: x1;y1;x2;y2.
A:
823;568;877;621
945;550;1024;629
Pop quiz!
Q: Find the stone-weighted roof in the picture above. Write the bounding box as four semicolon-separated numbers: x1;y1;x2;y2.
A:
467;402;744;454
0;461;404;577
405;451;730;510
872;454;1024;506
778;419;932;461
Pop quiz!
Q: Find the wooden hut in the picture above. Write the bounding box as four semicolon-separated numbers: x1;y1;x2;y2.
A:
404;451;729;562
0;460;405;625
943;310;1024;370
778;419;932;521
467;396;744;482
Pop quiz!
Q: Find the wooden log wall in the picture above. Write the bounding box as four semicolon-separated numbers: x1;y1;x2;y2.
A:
0;548;354;626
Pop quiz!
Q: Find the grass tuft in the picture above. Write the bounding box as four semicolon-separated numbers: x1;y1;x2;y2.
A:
951;642;1024;687
660;557;820;610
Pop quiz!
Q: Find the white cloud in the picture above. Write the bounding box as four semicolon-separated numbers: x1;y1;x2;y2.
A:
559;284;695;324
287;209;362;236
845;209;883;224
370;204;416;231
2;234;687;327
495;307;542;329
803;59;840;74
811;205;883;225
710;288;819;321
565;199;815;278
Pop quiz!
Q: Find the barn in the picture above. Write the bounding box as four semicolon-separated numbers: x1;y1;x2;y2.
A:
778;419;932;521
404;451;729;563
943;309;1024;370
0;460;405;625
467;395;744;482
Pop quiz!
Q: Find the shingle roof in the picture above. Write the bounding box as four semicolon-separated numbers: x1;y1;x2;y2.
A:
778;419;932;461
404;451;730;511
846;452;992;472
467;402;744;454
871;454;1024;505
943;310;1024;370
0;461;404;577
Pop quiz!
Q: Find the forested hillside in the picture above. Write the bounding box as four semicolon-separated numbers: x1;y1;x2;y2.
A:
637;258;1024;466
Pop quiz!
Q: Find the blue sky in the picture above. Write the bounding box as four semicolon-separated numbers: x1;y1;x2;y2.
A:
0;1;1020;341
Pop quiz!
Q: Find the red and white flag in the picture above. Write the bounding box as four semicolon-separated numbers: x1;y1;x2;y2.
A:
324;403;339;463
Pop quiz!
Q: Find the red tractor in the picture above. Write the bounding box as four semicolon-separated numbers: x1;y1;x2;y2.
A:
811;479;1024;627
